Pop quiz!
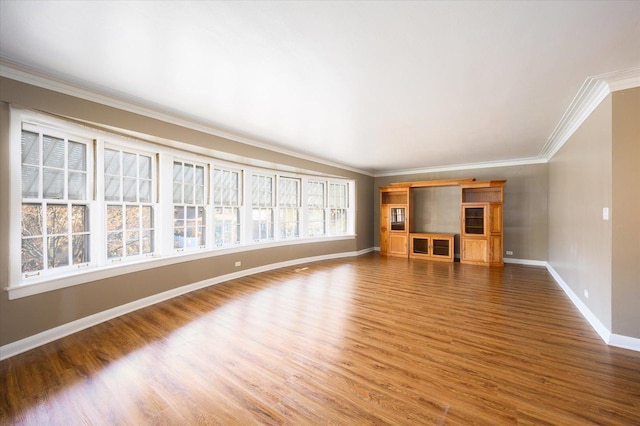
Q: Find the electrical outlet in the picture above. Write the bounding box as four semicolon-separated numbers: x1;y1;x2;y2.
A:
235;261;241;267
505;250;513;256
603;207;609;221
584;289;589;299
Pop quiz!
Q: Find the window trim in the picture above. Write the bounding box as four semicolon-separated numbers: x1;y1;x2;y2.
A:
6;107;356;300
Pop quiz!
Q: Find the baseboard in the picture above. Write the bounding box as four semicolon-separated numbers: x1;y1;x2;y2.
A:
504;258;547;266
0;248;374;361
609;334;640;352
545;262;640;352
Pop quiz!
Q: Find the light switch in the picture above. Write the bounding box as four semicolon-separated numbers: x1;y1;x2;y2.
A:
603;207;609;221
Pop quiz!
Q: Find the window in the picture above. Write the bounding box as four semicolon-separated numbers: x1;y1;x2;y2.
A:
213;167;241;246
9;109;356;298
251;173;274;242
307;180;326;237
278;177;301;239
103;146;156;259
328;182;348;235
20;124;92;279
173;160;207;250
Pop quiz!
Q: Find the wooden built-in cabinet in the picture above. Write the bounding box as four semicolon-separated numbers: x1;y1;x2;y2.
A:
410;233;455;262
380;178;505;267
379;187;410;257
460;181;505;267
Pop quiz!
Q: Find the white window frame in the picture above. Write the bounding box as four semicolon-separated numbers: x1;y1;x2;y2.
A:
277;176;301;240
172;159;208;252
6;108;356;300
305;179;326;237
250;173;275;243
213;166;242;247
328;181;351;236
101;142;158;262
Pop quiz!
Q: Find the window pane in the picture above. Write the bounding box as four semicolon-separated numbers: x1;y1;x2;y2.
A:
123;153;137;177
139;180;152;203
126;230;140;256
195;185;205;204
141;206;153;229
173;182;183;204
68;172;86;200
184;164;194;185
43;169;64;199
174;206;185;226
186;225;197;248
104;149;120;175
68;142;86;171
104;176;121;201
72;205;88;233
196;166;205;186
126;206;140;229
173;162;183;182
43;135;65;168
72;234;90;265
22;237;43;272
174;227;184;249
22;166;40;198
139;155;152;180
47;235;69;268
123;177;137;202
22;204;43;236
184;183;194;204
107;205;123;231
107;232;123;258
21;130;39;165
142;230;154;254
47;204;68;235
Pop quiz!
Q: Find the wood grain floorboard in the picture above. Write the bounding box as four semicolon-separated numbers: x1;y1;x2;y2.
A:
1;253;639;425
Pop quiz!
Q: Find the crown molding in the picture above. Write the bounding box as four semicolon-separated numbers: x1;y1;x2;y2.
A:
3;59;638;178
539;65;640;161
0;59;373;177
373;157;546;178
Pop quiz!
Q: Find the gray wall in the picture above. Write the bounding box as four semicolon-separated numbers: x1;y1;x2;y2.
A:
374;164;549;261
548;95;613;330
612;87;640;338
0;77;374;347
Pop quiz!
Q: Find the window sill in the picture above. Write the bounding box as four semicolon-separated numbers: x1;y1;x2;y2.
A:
5;235;356;300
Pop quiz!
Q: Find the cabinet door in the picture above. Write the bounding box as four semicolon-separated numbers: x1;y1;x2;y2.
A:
432;237;451;259
490;203;502;233
462;205;487;236
380;207;389;254
390;207;406;231
411;236;430;256
462;238;488;263
389;234;408;256
490;235;502;263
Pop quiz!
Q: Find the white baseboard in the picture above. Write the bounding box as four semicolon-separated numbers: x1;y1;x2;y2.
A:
545;262;640;352
504;258;547;266
0;248;374;361
609;334;640;352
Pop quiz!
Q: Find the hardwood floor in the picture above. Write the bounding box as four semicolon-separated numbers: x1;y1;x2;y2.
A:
1;253;639;425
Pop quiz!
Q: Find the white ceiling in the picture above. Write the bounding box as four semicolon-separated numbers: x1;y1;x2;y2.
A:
1;1;639;175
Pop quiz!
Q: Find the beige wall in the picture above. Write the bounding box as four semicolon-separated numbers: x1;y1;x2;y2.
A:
612;87;640;338
548;96;613;330
374;164;549;261
0;77;374;347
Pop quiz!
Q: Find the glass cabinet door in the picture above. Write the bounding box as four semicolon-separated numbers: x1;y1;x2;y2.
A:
412;237;429;255
432;238;450;256
390;207;405;231
464;206;485;235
